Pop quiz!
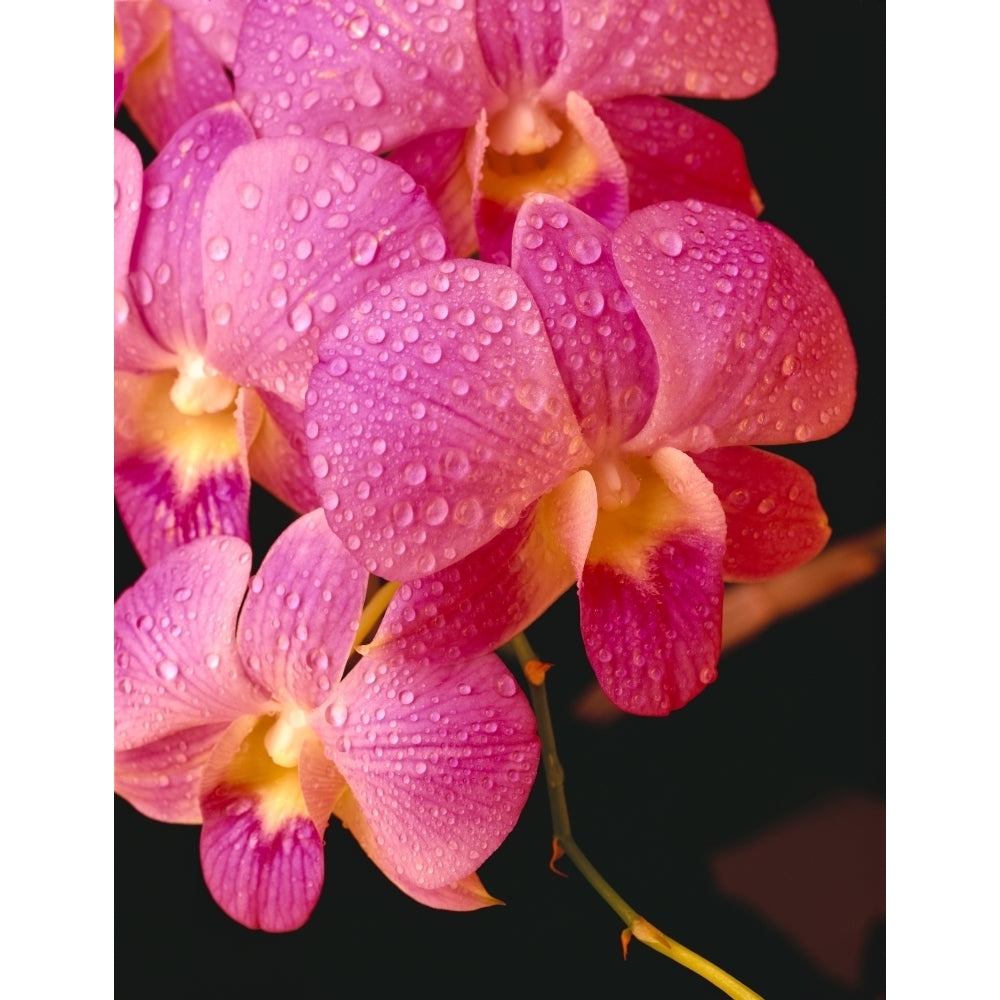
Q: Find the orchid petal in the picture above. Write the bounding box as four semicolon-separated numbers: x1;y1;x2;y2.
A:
115;130;173;372
317;650;539;890
368;496;578;662
612;200;857;453
114;534;267;751
114;371;252;566
305;261;588;579
245;389;321;516
121;12;233;151
201;137;451;409
199;717;324;932
596;96;763;217
475;92;629;266
474;0;563;93
693;447;832;581
512;195;656;448
541;0;776;105
234;0;503;150
581;447;726;715
166;0;247;66
114;722;227;824
238;510;368;708
130;103;253;360
331;786;502;911
389;128;480;258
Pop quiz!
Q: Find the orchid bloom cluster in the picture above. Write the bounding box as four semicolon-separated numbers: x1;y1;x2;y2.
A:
115;0;857;950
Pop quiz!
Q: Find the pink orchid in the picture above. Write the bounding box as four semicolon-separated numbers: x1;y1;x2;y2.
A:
303;195;856;715
115;0;246;149
115;103;452;566
233;0;773;261
115;509;540;930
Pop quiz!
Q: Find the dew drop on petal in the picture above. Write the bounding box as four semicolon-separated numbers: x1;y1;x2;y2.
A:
654;229;683;256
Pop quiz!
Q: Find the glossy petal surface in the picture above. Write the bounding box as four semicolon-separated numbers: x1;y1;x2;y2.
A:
613;200;857;453
305;260;587;579
201;137;451;409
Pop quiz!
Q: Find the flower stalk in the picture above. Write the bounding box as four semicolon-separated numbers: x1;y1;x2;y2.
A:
506;631;765;1000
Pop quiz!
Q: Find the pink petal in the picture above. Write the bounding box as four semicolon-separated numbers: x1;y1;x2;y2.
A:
475;92;629;266
580;447;726;715
121;12;234;151
200;788;325;932
114;371;253;566
368;495;578;663
237;510;368;709
201;137;452;410
612;200;857;453
114;535;268;752
596;96;764;217
246;389;322;516
389;128;480;258
474;0;563;92
316;650;539;891
511;195;656;447
115;130;173;373
233;0;503;150
541;0;777;104
166;0;247;66
130;103;253;360
331;786;502;911
305;261;588;579
693;447;832;581
115;722;228;823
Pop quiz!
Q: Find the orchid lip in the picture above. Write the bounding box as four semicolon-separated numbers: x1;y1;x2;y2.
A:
487;98;563;156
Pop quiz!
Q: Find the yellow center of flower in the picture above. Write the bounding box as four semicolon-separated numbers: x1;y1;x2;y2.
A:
263;707;311;769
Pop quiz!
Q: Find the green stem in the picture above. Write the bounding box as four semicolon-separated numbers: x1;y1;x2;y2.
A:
505;631;764;1000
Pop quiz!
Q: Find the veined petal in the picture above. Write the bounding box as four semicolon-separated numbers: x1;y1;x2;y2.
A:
201;137;451;410
115;722;228;824
367;496;578;662
512;195;656;448
596;96;763;217
317;650;539;891
474;0;562;93
246;389;321;516
693;447;832;581
199;716;325;932
541;0;776;104
115;130;174;372
389;128;480;258
167;0;246;66
305;261;588;580
475;92;629;265
114;535;267;752
238;510;368;708
331;786;502;911
581;447;726;715
131;103;253;360
121;12;234;151
234;0;503;150
114;370;252;566
612;200;857;453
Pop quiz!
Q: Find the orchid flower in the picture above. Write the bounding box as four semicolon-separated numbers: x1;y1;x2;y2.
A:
303;195;857;715
115;508;540;930
115;104;452;566
115;0;246;149
233;0;774;261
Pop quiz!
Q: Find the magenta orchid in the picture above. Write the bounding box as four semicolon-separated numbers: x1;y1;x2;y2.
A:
115;508;540;930
232;0;773;261
114;0;246;149
115;103;453;566
303;195;856;715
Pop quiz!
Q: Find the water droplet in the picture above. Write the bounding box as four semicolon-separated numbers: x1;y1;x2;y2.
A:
399;689;415;705
289;301;313;333
654;229;683;256
289;32;311;59
575;289;605;317
144;183;171;209
569;234;602;264
173;587;192;602
351;231;378;266
326;700;349;726
205;235;230;261
157;659;179;682
238;182;262;209
494;674;517;697
457;683;472;695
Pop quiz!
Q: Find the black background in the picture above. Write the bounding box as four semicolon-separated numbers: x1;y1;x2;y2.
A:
115;1;884;996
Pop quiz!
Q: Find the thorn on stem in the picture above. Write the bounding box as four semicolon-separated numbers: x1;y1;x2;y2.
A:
525;658;553;686
548;837;568;877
